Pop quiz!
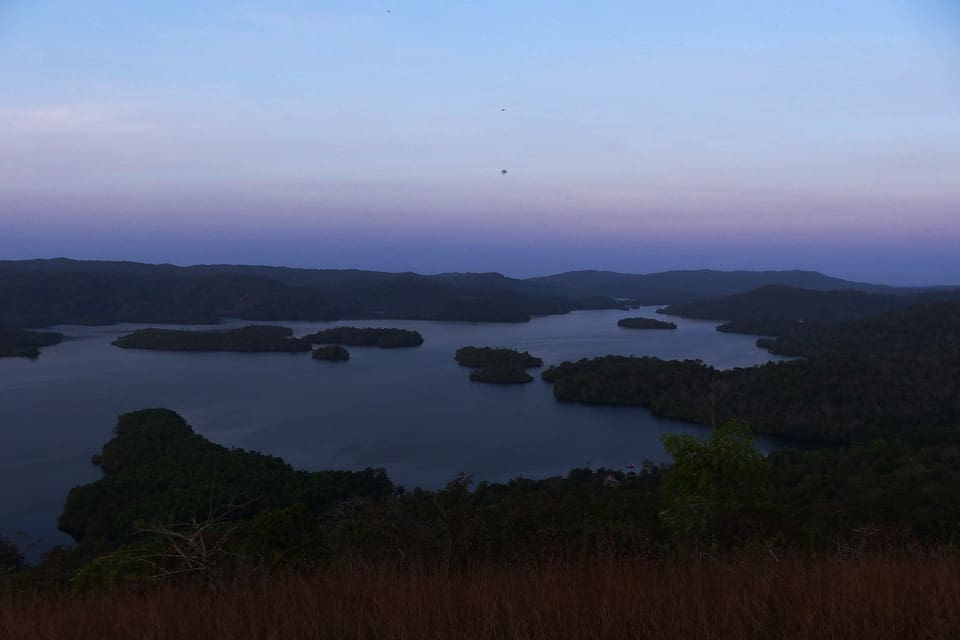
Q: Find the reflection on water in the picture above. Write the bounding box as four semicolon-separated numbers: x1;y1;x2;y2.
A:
0;307;788;550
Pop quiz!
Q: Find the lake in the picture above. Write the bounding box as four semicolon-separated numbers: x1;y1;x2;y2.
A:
0;307;788;552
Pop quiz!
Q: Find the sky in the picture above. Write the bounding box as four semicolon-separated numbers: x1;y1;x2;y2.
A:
1;1;958;284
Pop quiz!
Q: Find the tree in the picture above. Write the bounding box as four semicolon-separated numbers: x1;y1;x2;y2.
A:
659;421;771;550
0;535;24;575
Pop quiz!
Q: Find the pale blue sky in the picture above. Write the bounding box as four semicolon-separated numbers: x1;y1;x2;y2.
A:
1;1;958;283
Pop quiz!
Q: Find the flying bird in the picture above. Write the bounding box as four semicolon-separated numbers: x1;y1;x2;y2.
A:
501;169;508;175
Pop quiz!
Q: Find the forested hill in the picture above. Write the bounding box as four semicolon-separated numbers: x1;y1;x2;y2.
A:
5;259;954;329
757;301;960;357
0;259;619;328
527;269;914;304
658;285;960;335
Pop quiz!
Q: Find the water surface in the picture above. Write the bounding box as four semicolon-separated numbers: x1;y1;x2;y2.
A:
0;307;787;551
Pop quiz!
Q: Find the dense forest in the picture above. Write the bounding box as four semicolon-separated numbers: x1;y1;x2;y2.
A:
454;346;543;368
111;326;311;352
7;259;953;330
455;346;543;384
522;294;959;443
3;410;960;597
617;317;677;330
658;285;960;335
300;326;423;348
0;328;63;358
0;259;621;327
58;409;393;544
755;301;960;357
542;345;960;443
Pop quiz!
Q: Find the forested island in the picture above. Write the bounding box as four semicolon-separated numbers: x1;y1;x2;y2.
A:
617;317;677;330
112;325;310;352
301;326;423;348
455;346;543;384
312;345;350;361
455;346;543;368
0;328;63;358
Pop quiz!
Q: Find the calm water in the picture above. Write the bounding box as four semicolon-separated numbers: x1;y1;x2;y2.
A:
0;307;788;552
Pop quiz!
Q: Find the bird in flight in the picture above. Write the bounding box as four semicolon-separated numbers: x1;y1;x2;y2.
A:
501;169;508;175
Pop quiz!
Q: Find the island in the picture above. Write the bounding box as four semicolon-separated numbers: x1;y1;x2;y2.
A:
454;346;543;368
301;327;424;348
111;325;311;352
617;317;677;330
312;345;350;361
0;328;64;358
455;346;543;384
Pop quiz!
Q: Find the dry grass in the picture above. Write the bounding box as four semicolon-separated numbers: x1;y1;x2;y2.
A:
4;551;960;639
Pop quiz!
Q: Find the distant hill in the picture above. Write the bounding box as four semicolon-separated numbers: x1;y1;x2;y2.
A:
0;259;620;328
658;285;960;335
4;259;955;330
527;269;912;305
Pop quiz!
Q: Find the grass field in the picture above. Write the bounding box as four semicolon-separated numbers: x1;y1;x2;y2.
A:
4;551;960;639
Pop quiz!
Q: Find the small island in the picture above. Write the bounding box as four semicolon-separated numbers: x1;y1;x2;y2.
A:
454;346;543;369
469;365;534;384
312;345;350;361
301;327;423;348
0;328;64;358
617;317;677;330
456;346;543;384
112;325;311;352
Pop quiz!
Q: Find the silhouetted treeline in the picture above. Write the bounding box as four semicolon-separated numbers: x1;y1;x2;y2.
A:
301;326;423;348
530;269;922;305
756;301;960;357
5;410;960;595
542;345;960;443
111;326;310;352
454;346;542;368
0;259;623;328
0;328;63;358
58;409;393;544
659;285;960;335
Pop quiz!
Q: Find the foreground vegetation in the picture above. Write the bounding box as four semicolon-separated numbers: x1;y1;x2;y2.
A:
301;326;423;348
0;328;63;358
5;411;960;636
5;552;960;640
112;325;310;352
